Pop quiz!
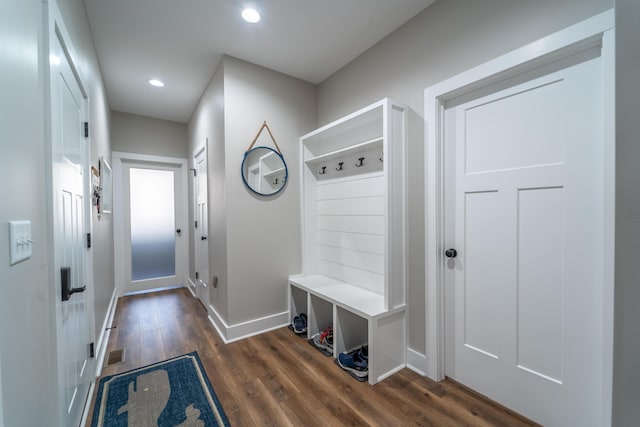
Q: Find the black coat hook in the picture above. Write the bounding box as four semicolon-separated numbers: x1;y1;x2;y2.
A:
356;157;365;167
336;162;344;171
319;166;327;175
274;178;279;185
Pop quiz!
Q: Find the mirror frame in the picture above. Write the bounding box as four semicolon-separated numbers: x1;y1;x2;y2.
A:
241;146;288;196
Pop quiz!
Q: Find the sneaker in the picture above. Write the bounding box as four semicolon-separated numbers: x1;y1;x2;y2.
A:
292;313;307;334
319;326;333;347
357;345;368;361
337;347;368;378
310;333;333;355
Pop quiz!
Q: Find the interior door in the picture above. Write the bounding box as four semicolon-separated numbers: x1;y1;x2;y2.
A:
51;24;93;427
444;50;605;425
194;144;210;307
122;161;187;294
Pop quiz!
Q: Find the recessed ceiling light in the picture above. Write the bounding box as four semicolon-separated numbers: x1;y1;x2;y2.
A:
241;8;260;23
148;79;165;87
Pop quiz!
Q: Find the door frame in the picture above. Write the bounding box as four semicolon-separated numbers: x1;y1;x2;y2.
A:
113;152;189;296
423;9;615;424
46;1;96;425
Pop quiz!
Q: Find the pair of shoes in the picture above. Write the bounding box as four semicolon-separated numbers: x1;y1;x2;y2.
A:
319;326;333;347
337;345;368;378
292;313;307;334
310;326;334;356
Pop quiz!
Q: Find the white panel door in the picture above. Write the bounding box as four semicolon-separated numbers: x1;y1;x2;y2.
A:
194;144;209;307
51;26;92;427
445;52;605;426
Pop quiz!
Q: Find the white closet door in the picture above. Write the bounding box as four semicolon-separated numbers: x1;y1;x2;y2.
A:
445;51;605;426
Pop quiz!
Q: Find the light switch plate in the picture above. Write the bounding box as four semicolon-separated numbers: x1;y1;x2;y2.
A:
9;220;32;265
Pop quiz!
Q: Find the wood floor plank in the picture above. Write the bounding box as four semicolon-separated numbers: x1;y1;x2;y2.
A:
86;288;540;427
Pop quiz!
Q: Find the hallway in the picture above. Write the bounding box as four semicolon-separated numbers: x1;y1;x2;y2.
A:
89;288;538;426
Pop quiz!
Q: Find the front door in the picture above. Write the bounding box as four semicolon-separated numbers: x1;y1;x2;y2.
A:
50;18;93;426
444;48;606;425
194;143;210;307
120;159;187;294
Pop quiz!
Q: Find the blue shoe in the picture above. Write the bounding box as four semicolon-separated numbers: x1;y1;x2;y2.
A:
357;345;368;362
337;347;368;377
293;313;307;334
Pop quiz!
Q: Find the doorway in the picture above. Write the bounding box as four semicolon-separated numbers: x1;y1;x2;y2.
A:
193;141;210;308
424;11;614;426
48;4;95;425
113;153;189;295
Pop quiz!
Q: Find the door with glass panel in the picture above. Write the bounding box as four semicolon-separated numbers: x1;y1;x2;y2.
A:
122;162;187;293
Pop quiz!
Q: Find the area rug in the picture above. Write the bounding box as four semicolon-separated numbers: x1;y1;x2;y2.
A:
91;352;230;426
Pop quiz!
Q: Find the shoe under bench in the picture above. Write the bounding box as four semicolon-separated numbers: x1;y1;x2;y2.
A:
289;274;406;385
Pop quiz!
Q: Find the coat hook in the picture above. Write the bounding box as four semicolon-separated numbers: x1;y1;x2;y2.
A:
336;162;344;171
356;157;365;167
274;178;279;185
319;166;327;175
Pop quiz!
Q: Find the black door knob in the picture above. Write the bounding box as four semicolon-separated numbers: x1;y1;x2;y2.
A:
201;236;207;240
176;229;182;234
445;248;457;258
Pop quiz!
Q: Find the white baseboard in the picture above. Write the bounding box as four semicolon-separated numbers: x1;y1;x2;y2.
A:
186;278;197;297
206;303;289;344
406;347;428;376
95;287;118;377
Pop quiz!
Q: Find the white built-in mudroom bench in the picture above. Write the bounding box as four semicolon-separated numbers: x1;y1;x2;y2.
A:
288;98;407;385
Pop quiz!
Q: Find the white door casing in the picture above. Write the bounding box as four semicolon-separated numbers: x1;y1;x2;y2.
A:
112;152;189;295
425;10;614;427
194;141;210;307
49;3;95;425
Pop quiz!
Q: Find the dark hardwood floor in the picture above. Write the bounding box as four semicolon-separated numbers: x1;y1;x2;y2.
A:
88;288;539;426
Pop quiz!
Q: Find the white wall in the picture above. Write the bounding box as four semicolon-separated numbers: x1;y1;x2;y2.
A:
613;0;640;424
0;0;111;423
188;55;316;331
0;1;57;424
317;0;612;356
112;111;188;158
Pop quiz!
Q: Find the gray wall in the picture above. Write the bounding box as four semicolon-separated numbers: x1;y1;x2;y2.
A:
187;55;316;327
317;0;612;356
56;0;114;369
188;61;229;319
613;0;640;424
112;111;188;158
0;0;112;424
223;56;316;324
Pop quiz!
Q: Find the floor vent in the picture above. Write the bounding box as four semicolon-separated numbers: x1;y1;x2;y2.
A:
107;349;125;365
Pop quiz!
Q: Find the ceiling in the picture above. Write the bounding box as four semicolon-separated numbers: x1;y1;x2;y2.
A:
84;0;436;123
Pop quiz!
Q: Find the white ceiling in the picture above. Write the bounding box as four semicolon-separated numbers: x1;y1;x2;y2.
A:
84;0;436;123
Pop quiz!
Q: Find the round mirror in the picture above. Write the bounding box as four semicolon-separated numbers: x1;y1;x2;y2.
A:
241;146;288;196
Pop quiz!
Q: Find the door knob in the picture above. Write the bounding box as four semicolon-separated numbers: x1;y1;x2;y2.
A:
176;229;182;234
201;236;207;240
445;248;457;258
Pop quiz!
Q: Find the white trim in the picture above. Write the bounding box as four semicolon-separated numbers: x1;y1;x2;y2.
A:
206;303;289;344
187;277;197;296
94;287;118;377
424;8;614;425
406;347;428;376
80;382;94;427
